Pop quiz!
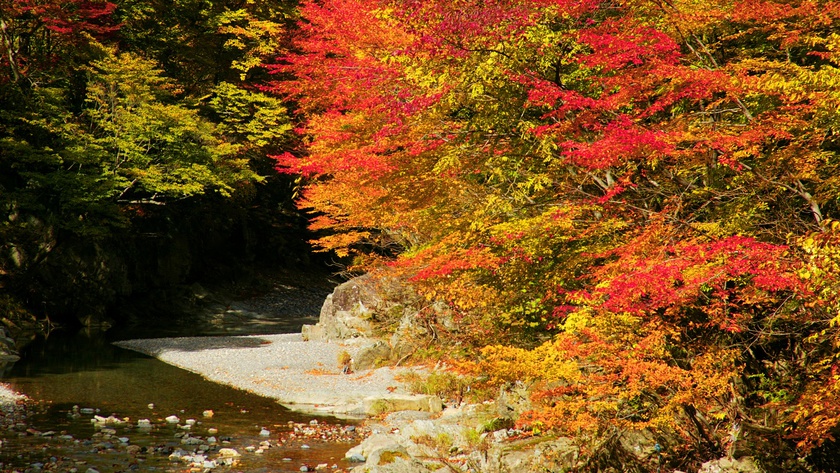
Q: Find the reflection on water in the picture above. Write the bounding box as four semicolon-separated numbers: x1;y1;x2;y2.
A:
7;330;293;419
0;330;357;472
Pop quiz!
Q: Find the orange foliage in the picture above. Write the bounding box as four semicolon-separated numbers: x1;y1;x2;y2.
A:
270;0;840;467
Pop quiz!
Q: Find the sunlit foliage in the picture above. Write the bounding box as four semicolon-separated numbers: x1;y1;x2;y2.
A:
275;0;840;468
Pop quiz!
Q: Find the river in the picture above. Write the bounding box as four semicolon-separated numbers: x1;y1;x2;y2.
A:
0;275;363;473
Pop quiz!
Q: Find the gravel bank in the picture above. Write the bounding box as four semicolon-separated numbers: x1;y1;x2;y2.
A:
0;383;28;437
0;383;25;407
115;333;434;417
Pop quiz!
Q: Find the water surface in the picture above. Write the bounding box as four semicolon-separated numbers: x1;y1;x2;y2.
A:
0;329;358;472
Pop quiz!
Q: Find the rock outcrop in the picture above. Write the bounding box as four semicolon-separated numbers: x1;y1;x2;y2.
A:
302;275;437;370
344;403;580;473
302;275;380;341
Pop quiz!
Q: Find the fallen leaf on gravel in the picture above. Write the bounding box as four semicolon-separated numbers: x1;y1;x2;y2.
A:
304;369;337;376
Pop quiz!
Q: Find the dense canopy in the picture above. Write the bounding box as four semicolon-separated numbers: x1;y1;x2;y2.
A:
271;0;840;469
0;0;296;319
5;0;840;470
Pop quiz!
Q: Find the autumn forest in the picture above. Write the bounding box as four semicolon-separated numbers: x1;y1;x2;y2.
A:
3;0;840;471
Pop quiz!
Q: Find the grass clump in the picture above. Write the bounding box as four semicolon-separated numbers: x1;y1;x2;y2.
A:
401;371;476;403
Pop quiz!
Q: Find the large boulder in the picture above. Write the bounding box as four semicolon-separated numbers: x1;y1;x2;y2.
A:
347;433;436;472
346;433;409;465
303;275;384;341
354;340;392;370
302;275;441;365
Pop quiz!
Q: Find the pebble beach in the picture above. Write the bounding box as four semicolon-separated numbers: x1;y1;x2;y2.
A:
0;385;25;407
114;333;431;417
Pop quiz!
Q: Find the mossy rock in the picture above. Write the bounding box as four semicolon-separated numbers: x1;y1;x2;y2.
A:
364;395;443;415
354;340;392;370
378;450;409;465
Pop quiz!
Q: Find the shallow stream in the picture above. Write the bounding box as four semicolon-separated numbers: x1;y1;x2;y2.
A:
0;277;363;473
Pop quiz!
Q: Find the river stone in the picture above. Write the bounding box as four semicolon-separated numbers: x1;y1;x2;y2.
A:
354;340;392;370
346;434;396;460
218;448;240;457
346;433;410;467
301;324;324;341
169;449;188;461
347;453;366;462
181;436;203;445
